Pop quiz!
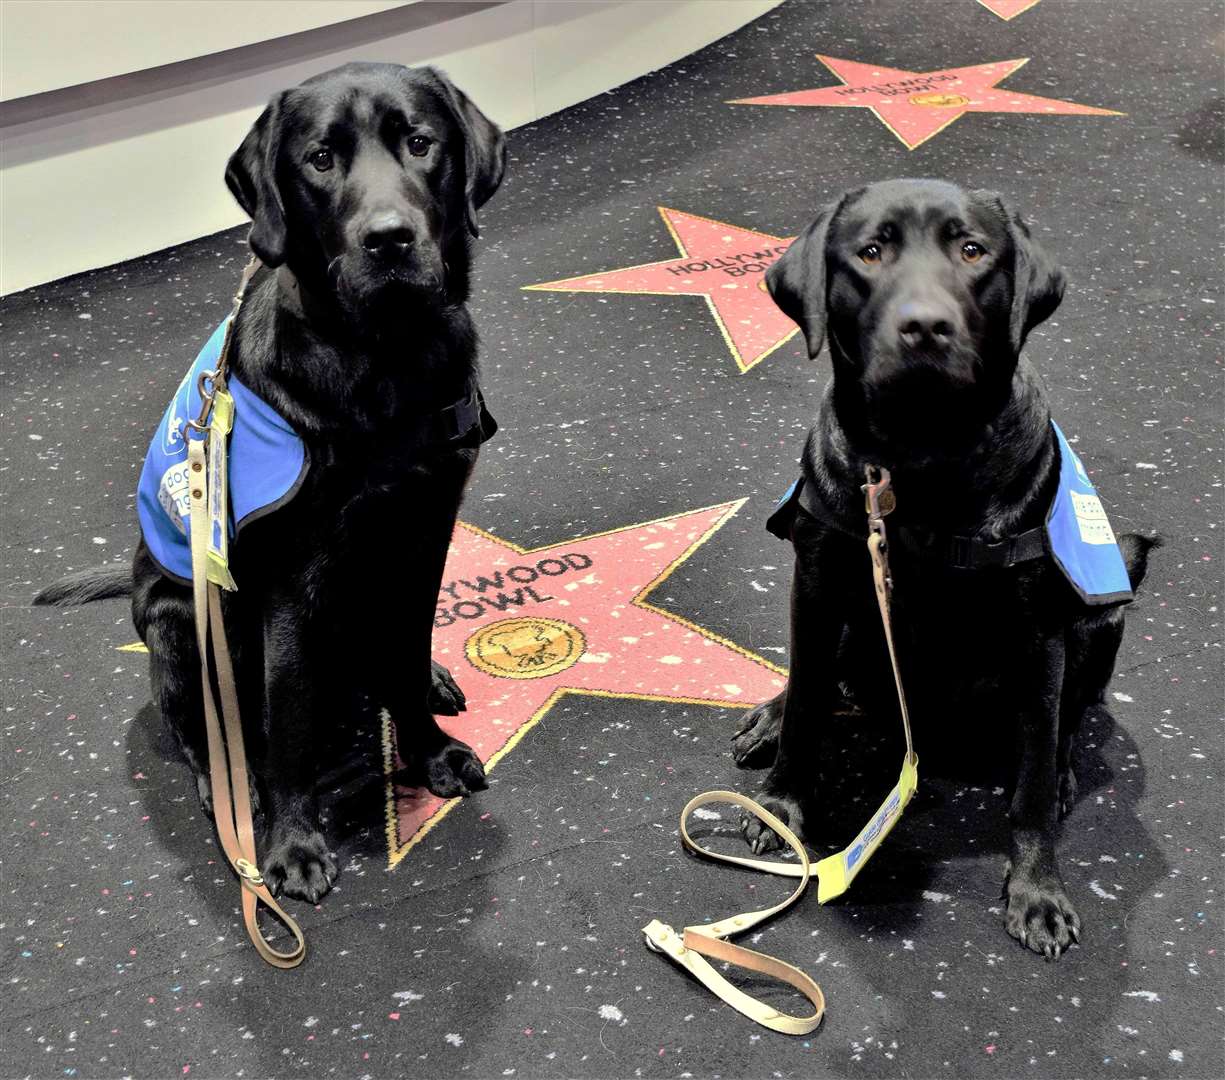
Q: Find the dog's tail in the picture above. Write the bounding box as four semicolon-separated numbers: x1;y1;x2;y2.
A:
1118;533;1162;593
33;564;134;607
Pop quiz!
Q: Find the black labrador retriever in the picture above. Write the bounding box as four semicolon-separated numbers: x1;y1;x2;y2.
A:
35;63;506;903
732;179;1156;959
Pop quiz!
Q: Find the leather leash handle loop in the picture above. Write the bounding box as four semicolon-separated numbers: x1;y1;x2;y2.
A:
680;790;809;884
188;435;306;968
643;791;825;1036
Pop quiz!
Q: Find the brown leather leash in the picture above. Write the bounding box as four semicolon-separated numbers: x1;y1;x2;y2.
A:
863;465;916;770
644;464;917;1034
184;256;306;968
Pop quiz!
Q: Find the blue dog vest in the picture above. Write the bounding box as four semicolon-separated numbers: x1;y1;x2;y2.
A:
767;420;1133;606
136;320;308;584
1045;421;1133;604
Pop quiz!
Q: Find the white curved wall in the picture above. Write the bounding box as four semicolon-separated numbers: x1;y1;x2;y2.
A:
0;0;780;295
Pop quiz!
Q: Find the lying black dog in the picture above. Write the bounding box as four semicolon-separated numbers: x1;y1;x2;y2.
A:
732;179;1157;959
35;63;506;902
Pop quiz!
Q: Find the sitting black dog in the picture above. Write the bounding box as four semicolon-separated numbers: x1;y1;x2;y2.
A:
35;63;506;902
732;179;1157;959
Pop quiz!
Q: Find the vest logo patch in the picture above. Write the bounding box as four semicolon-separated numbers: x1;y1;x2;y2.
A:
157;462;191;533
161;370;192;457
138;320;308;583
1070;490;1117;546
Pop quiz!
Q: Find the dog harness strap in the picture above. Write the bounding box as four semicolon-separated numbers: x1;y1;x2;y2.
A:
909;524;1047;569
642;791;825;1036
437;385;481;441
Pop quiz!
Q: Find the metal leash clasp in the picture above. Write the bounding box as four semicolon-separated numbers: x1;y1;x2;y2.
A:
184;369;221;435
862;464;895;534
863;464;896;593
181;255;258;439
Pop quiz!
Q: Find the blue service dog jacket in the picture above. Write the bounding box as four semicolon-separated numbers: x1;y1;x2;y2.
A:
137;320;494;584
137;321;307;584
767;420;1133;606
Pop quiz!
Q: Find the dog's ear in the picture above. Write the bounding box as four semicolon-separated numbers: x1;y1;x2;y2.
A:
972;191;1066;352
765;195;848;359
225;94;287;266
424;67;506;238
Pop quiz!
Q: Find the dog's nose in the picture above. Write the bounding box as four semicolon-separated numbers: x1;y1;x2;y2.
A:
361;213;414;259
896;301;956;349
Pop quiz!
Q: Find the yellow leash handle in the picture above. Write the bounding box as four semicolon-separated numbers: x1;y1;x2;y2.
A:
643;791;825;1036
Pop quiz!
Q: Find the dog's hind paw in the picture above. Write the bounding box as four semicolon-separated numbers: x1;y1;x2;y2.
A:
739;792;805;855
262;830;338;904
732;694;784;769
428;660;467;715
1003;868;1081;960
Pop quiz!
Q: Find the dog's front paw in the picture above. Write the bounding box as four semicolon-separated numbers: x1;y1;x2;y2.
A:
262;830;338;904
421;739;488;798
740;791;806;855
732;695;783;769
1003;866;1081;960
428;660;467;716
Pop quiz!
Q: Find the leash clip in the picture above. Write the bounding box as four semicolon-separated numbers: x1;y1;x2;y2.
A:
862;464;895;528
184;368;222;434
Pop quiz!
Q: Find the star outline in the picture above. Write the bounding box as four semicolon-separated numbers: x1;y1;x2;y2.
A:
728;53;1124;150
381;497;787;868
523;207;800;373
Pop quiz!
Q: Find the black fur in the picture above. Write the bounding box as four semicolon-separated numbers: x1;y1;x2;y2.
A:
34;63;505;904
732;180;1157;960
34;564;133;606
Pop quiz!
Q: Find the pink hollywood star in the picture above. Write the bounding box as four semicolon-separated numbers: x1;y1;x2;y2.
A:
976;0;1043;19
730;54;1120;150
383;501;786;866
523;207;799;373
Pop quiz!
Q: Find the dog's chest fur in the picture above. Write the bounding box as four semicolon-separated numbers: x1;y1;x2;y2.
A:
848;546;1060;722
230;438;475;621
315;442;473;550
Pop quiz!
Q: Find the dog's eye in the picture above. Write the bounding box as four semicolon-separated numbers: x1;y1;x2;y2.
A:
407;135;432;157
309;148;334;173
961;241;986;263
859;244;882;264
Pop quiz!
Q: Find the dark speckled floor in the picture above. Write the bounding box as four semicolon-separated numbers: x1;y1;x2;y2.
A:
3;1;1222;1077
